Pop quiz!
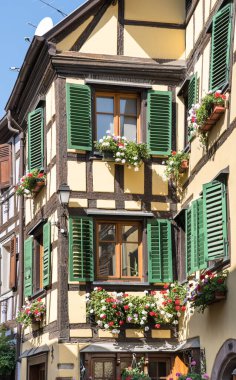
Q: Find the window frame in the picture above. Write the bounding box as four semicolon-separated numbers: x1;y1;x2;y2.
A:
95;92;141;142
95;220;143;281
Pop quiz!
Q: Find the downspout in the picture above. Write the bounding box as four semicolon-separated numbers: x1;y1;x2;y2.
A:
7;110;24;373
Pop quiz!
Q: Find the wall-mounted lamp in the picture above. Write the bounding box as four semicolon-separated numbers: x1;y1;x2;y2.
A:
57;183;71;207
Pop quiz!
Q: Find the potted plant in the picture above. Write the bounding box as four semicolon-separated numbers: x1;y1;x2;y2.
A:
188;90;226;145
15;169;46;196
94;132;150;170
16;298;46;328
164;151;190;184
122;356;151;380
176;359;209;380
187;270;228;313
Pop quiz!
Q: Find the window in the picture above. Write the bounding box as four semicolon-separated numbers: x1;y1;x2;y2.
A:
0;144;11;189
96;221;142;280
185;178;228;274
209;3;233;91
95;93;140;142
69;217;173;284
0;236;17;295
24;222;51;297
28;108;44;171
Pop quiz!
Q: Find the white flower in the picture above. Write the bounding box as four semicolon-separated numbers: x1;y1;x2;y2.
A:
101;299;105;303
172;320;179;325
90;309;94;313
134;167;139;172
86;298;90;303
100;313;106;318
104;324;109;329
166;313;173;318
142;316;147;320
122;136;127;140
112;329;120;334
170;283;175;287
144;326;149;331
215;90;222;94
102;306;106;311
145;303;150;308
128;303;133;307
99;139;103;143
116;152;121;157
144;290;149;295
142;310;147;315
121;159;126;164
177;312;181;317
162;161;166;165
117;292;123;297
134;162;138;166
160;310;165;315
207;90;213;94
85;293;90;297
97;320;103;326
140;320;145;325
106;130;111;134
133;156;138;160
112;292;117;297
115;158;121;162
94;287;98;291
151;303;156;307
121;152;125;156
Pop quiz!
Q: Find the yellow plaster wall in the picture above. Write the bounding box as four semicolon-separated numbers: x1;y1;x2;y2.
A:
80;5;117;55
70;329;93;338
126;329;144;338
68;291;86;323
201;42;211;95
98;330;118;338
69;198;88;208
97;200;116;209
152;85;169;92
45;82;55;125
230;63;236;123
152;164;168;196
66;78;85;85
124;201;142;210
151;202;170;212
124;0;185;23
124;26;185;59
204;0;212;21
194;1;203;43
47;164;57;199
58;343;79;379
124;165;144;194
67;161;86;192
57;16;93;51
46;289;57;324
186;17;194;58
151;329;171;338
93;161;115;192
46;122;56;165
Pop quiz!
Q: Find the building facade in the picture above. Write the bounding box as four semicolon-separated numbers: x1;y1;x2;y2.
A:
1;0;236;379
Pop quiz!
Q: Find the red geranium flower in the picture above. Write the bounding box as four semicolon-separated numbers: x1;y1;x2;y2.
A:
175;306;180;311
172;151;177;156
124;305;129;310
119;320;124;326
175;299;180;305
155;324;160;329
151;290;156;295
108;321;114;326
181;306;186;311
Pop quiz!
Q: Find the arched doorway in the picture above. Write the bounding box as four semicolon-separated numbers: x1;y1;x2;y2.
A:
211;340;236;380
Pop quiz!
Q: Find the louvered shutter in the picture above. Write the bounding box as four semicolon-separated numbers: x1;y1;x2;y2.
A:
24;237;33;297
210;3;233;91
203;179;228;260
9;236;17;289
147;91;172;156
0;144;11;189
147;219;173;283
28;108;44;171
188;74;197;111
186;208;192;274
43;222;51;288
66;84;92;150
197;198;206;269
69;217;94;281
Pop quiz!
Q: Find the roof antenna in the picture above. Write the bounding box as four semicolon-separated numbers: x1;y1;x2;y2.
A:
38;0;68;17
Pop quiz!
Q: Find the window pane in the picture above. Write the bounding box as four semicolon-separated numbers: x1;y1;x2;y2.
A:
120;116;137;141
96;97;114;113
104;362;114;379
99;224;115;241
97;114;114;140
122;242;139;276
122;225;138;242
120;98;137;115
99;243;116;276
94;362;103;378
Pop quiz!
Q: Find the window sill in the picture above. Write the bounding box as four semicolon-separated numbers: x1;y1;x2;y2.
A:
29;289;46;301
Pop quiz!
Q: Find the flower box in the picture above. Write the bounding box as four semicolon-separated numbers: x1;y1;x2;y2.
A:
206;290;227;305
32;179;46;194
102;151;114;161
200;106;225;132
179;159;189;173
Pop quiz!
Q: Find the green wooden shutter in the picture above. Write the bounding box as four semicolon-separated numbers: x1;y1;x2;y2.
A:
147;219;173;283
188;74;197;111
28;108;44;171
147;91;172;156
197;198;206;269
69;217;94;281
186;207;192;274
66;84;92;150
210;3;233;91
24;237;33;297
43;222;51;288
203;179;228;261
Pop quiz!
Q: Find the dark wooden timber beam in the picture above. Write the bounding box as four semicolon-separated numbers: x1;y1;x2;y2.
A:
117;0;124;55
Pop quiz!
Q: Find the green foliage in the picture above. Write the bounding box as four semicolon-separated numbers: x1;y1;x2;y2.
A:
187;270;228;313
178;372;209;380
0;328;16;376
94;133;150;169
15;169;46;196
164;151;189;185
122;357;151;380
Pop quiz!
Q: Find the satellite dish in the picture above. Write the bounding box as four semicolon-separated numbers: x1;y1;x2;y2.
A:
35;17;53;36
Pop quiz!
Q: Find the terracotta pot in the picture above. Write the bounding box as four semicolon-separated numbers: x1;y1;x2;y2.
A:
32;179;45;194
214;291;226;301
201;106;225;131
180;159;189;169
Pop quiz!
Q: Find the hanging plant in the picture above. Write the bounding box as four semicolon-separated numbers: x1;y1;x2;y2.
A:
188;90;226;146
16;298;46;328
164;151;189;187
122;356;151;380
94;132;150;170
15;169;46;196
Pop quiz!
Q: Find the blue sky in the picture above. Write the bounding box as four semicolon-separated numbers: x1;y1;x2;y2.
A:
0;0;84;118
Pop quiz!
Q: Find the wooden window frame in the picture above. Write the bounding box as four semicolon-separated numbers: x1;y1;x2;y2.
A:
96;221;143;281
33;229;44;295
95;92;141;142
27;353;48;380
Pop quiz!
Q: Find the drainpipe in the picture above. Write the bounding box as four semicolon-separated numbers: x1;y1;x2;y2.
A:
7;110;24;376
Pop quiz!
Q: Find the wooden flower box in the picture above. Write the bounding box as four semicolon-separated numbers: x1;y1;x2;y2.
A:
201;106;226;131
102;151;114;161
206;291;227;305
32;179;46;194
179;159;189;173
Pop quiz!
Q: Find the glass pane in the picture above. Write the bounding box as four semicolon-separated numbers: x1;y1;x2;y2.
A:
104;362;114;379
99;243;116;276
122;243;139;277
99;224;115;241
120;98;137;115
122;225;138;242
120;116;137;141
94;362;103;378
97;114;114;140
149;362;158;380
96;97;114;113
158;362;167;379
